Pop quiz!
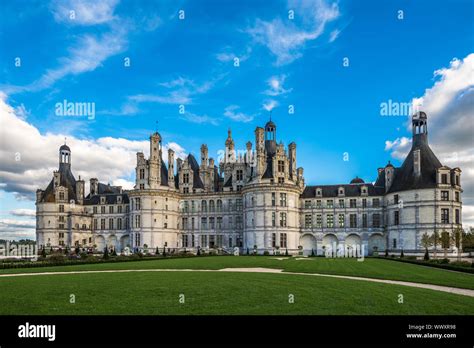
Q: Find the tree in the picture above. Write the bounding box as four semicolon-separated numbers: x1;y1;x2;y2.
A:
431;230;441;258
285;249;289;256
440;230;450;259
400;249;404;258
311;249;315;257
420;232;432;260
155;247;160;256
162;247;166;257
451;227;463;261
41;247;47;258
103;246;109;260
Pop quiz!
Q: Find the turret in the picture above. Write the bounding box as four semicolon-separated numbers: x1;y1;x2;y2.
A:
200;144;208;168
412;111;428;146
288;142;296;180
90;178;98;195
255;127;264;177
225;129;235;163
59;144;71;170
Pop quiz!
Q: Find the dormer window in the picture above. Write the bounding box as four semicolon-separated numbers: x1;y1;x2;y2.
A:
316;189;322;197
441;174;448;184
100;196;106;204
117;196;122;204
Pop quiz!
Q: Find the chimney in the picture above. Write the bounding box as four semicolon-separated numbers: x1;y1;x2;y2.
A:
413;149;421;177
90;178;98;195
168;149;175;188
53;171;60;187
76;177;84;205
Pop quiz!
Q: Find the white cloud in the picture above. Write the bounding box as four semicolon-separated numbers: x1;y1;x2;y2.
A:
329;29;340;42
247;0;340;65
0;94;185;201
0;218;36;240
262;99;279;111
385;53;474;227
9;209;36;218
50;0;119;26
223;105;254;123
180;112;219;126
264;75;292;96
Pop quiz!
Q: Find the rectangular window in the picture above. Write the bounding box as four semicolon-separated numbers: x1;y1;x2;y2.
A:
316;215;322;228
305;200;312;209
118;205;122;213
117;218;122;230
455;209;460;224
236;199;243;211
327;200;333;208
236;216;243;229
109;218;113;230
455;192;460;202
350;214;357;228
278;160;285;173
272;233;276;248
183;187;189;193
93;219;98;230
441;174;448;184
209;217;215;229
279;193;287;207
338;214;345;228
441;209;449;224
393;238;397;249
183;173;189;183
278;177;284;184
280;233;287;248
350;199;356;208
182;235;189;248
200;235;208;247
139;168;145;179
236;170;243;181
339;199;344;208
182;217;188;229
93;206;97;214
59;205;64;212
362;199;367;208
279;212;287;227
394;211;399;225
272;212;276;227
271;193;276;206
135;198;141;210
362;214;368;228
201;217;207;230
305;214;312;228
101;219;105;230
228;237;233;248
316;200;322;208
373;198;380;208
135;215;141;228
327;214;334;228
441;191;449;201
109;206;114;214
217;217;222;229
394;194;399;204
101;206;105;214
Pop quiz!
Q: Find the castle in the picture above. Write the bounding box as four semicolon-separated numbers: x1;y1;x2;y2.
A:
36;112;463;255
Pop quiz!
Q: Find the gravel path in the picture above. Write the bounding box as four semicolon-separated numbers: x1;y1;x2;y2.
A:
1;267;473;297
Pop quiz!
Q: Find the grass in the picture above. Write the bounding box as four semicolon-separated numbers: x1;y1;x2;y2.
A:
1;256;473;290
0;271;473;315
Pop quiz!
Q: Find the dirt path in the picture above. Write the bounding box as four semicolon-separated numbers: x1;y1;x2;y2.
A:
1;267;473;297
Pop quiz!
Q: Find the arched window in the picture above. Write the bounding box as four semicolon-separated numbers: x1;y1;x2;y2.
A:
209;200;215;212
216;200;222;212
201;200;207;212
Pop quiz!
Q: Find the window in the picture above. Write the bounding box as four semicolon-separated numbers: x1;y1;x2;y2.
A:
237;185;243;191
392;238;397;249
109;206;114;214
209;217;215;229
139;184;145;190
117;218;122;230
455;175;459;185
305;214;312;228
327;200;333;208
441;174;448;184
316;215;322;228
135;233;141;247
135;198;141;210
94;219;98;230
228;216;233;228
278;177;284;184
183;173;189;184
216;200;222;212
236;170;243;181
183;201;189;213
101;206;105;214
350;214;357;228
139;168;145;179
305;200;312;209
236;199;243;211
217;217;222;229
200;235;208;247
228;199;234;211
455;209;460;224
93;206;97;214
455;192;460;202
280;233;287;248
339;199;344;208
373;198;380;208
109;218;114;230
236;216;243;228
279;212;287;227
228;237;233;248
272;212;276;227
394;194;399;204
362;199;367;208
316;200;322;208
350;199;356;208
118;206;122;213
279;193;287;207
394;211;399;225
271;193;276;206
272;233;276;248
191;201;196;213
182;217;188;229
101;219;105;230
183;187;189;193
441;191;449;201
126;217;129;229
59;192;65;200
338;214;345;228
191;218;195;230
278;160;285;173
441;209;449;224
59;205;64;213
362;214;368;228
182;235;189;248
327;214;334;228
135;215;141;228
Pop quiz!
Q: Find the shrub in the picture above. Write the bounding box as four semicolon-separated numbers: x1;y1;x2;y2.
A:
162;247;166;257
41;248;47;258
285;249;289;256
197;248;201;256
48;254;65;263
450;261;471;268
103;247;109;260
311;249;315;257
80;252;88;260
155;247;160;255
263;251;269;256
400;250;404;258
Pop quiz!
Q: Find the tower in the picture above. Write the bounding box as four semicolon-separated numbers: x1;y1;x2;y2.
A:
264;119;276;155
412;111;428;146
59;144;71;170
149;132;162;189
225;129;235;163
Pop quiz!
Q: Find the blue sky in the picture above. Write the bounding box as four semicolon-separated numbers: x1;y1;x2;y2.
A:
1;0;473;239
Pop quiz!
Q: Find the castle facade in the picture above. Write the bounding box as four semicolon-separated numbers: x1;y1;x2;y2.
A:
36;112;463;255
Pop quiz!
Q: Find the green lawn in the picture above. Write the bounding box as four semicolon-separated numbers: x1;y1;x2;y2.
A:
0;271;473;315
1;256;474;290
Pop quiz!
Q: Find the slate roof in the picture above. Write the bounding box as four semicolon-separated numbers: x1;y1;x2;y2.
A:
387;134;442;193
84;193;130;205
187;154;204;189
301;183;385;198
39;164;77;203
